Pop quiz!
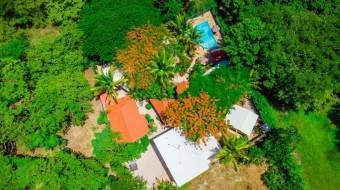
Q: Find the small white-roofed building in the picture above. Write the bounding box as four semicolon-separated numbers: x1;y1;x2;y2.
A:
225;105;259;136
152;129;220;187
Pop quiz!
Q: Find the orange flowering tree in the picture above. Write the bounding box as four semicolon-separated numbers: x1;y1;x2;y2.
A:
163;92;229;142
116;24;171;90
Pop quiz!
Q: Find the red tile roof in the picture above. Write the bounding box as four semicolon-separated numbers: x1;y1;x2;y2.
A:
176;81;189;95
149;99;173;123
100;94;149;142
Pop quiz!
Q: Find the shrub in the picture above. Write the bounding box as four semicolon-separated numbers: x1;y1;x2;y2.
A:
251;90;279;128
187;66;251;109
97;111;109;125
156;180;177;190
130;81;175;100
256;127;305;190
145;103;152;110
92;127;150;164
0;37;28;59
145;114;154;123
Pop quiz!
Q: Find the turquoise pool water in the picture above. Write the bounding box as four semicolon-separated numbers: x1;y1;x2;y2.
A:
195;21;218;49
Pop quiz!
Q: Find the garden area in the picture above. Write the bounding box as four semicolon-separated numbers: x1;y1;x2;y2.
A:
0;0;339;190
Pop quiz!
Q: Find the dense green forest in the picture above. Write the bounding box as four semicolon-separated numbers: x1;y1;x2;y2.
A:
0;0;339;189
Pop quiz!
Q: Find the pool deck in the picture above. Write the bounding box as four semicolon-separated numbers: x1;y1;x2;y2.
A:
188;11;223;58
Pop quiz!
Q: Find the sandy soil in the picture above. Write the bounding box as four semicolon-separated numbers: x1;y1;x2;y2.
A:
186;163;267;190
64;98;105;157
64;69;105;157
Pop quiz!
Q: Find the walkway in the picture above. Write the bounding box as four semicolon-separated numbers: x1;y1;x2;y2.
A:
134;100;171;188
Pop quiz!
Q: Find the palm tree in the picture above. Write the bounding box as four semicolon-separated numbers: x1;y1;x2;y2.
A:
216;136;249;171
167;14;187;36
150;49;176;87
167;14;202;55
182;24;201;55
92;68;127;103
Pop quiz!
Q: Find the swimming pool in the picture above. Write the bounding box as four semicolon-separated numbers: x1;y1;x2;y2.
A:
195;21;218;50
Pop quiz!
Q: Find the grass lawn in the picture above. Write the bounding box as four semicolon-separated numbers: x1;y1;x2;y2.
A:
281;111;340;190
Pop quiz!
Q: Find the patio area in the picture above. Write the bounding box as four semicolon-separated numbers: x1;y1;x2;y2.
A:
130;143;171;188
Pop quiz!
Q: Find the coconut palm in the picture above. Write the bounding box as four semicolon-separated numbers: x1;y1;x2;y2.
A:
150;49;176;87
167;14;201;55
167;14;187;36
182;24;201;55
216;136;249;171
92;68;127;103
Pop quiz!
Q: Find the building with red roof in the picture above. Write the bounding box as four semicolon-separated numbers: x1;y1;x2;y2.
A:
100;94;149;142
149;99;173;123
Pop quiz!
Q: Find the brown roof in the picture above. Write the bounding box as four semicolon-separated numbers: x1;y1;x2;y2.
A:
100;94;149;142
176;81;189;95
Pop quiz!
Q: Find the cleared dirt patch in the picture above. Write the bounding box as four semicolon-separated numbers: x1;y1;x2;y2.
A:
64;98;105;157
186;163;267;190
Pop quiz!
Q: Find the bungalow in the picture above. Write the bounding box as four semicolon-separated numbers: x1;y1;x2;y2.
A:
100;94;149;142
225;105;259;137
153;129;220;187
149;99;220;187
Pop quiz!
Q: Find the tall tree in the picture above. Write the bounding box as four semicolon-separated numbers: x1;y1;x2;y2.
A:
168;14;201;54
92;69;127;103
116;24;170;90
164;92;229;142
216;136;249;171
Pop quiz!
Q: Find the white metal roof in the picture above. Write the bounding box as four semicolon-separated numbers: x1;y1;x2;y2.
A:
225;105;258;136
152;129;220;187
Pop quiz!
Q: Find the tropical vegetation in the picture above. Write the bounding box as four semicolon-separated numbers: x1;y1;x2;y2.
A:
0;0;339;189
164;92;228;142
92;68;127;103
217;136;249;171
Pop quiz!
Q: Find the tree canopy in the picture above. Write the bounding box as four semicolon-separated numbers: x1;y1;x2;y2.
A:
222;1;340;111
79;0;161;61
0;151;109;190
164;92;228;142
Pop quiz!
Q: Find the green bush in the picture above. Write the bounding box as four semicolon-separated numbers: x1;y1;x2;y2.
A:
145;103;152;110
92;127;150;164
130;81;175;100
0;152;109;190
97;111;109;125
145;114;154;123
187;66;250;109
0;37;28;59
156;0;184;21
251;90;279;128
186;0;217;17
256;127;305;190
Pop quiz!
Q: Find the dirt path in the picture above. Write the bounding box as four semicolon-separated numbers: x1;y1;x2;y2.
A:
64;98;105;157
186;163;267;190
64;68;105;157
